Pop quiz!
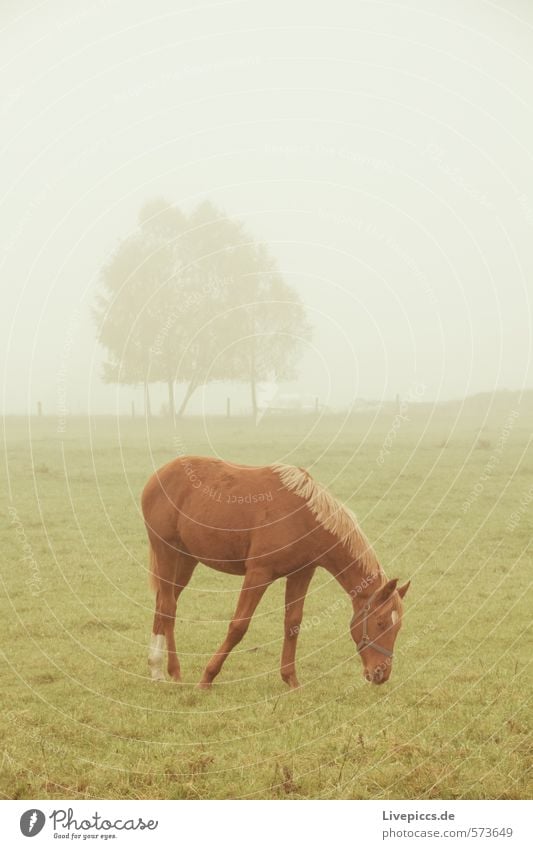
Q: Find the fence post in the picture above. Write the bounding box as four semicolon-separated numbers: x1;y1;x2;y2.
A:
131;401;135;419
37;401;42;417
226;397;231;418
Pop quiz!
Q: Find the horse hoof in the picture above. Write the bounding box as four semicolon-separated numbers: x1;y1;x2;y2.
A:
197;681;212;690
149;665;165;682
282;675;300;690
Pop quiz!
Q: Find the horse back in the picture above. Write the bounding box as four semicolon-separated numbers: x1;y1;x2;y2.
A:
141;456;327;573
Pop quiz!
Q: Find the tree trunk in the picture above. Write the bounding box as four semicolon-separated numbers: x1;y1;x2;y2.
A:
177;378;199;418
144;380;152;418
167;378;175;422
250;341;258;422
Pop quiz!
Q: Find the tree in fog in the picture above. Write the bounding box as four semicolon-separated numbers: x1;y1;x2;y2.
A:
94;199;186;417
170;200;245;416
139;199;188;417
171;203;311;418
224;242;311;420
94;197;311;417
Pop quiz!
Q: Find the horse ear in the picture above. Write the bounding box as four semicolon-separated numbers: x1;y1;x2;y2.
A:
376;578;398;602
398;580;411;599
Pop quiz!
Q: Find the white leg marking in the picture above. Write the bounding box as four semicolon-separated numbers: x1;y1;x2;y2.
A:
148;633;165;681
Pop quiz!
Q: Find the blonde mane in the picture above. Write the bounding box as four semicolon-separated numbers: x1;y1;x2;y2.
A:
272;464;381;577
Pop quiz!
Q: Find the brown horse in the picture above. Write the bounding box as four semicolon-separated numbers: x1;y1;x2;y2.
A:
141;456;410;688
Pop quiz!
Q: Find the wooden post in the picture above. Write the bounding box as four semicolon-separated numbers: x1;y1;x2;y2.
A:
37;401;42;417
131;401;135;419
315;396;319;414
226;397;231;418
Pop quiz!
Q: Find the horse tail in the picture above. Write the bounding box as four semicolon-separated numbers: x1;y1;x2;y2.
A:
148;540;159;594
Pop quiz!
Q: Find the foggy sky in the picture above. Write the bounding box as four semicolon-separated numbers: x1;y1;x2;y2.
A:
1;0;532;416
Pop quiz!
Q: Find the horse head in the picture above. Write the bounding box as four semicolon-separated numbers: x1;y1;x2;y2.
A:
350;578;410;684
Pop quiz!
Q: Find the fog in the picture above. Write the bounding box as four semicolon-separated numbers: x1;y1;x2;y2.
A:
1;0;532;416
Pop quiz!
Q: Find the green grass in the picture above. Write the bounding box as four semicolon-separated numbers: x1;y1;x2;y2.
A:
1;398;532;799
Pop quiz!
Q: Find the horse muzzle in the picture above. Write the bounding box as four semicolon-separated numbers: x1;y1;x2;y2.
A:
364;665;390;685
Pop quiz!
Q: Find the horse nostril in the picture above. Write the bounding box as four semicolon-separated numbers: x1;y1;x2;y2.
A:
364;670;372;683
373;668;384;683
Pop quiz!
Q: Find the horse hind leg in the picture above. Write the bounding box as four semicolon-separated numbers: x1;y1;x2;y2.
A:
148;540;196;682
166;554;197;680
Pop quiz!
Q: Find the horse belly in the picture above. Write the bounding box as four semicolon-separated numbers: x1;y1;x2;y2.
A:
177;519;252;567
200;559;247;576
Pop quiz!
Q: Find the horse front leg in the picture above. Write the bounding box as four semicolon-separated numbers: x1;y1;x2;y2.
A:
281;568;315;689
198;565;272;688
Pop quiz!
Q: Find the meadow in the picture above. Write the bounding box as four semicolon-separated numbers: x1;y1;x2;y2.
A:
1;394;531;800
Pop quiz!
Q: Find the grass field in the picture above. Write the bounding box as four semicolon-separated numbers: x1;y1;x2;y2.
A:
1;396;532;800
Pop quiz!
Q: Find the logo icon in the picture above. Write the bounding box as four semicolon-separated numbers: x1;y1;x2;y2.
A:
20;810;45;837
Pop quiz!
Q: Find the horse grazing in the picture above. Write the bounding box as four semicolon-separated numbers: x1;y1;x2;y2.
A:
141;456;410;688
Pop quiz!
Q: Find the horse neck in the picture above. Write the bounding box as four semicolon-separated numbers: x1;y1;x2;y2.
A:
323;546;384;610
